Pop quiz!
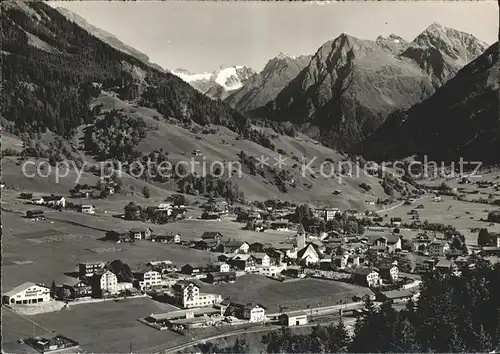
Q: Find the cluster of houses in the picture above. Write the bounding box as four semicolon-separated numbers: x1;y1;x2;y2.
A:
105;228;181;244
21;193;66;209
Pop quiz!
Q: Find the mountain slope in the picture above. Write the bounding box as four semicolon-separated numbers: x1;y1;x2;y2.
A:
251;25;489;150
225;53;312;112
55;6;166;72
172;66;256;100
1;1;249;138
251;33;434;149
358;42;499;164
399;23;489;87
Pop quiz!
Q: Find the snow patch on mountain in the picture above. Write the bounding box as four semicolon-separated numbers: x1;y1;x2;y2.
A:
171;65;256;100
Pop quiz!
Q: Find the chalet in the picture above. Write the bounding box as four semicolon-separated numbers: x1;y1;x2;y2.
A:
229;255;257;272
243;303;267;323
333;255;348;269
26;210;45;220
324;208;340;221
201;232;223;242
61;279;92;299
181;264;205;276
42;195;66;208
319;258;333;270
152;233;181;244
205;271;236;284
378;263;399;283
282;266;305;278
134;266;162;290
157;203;173;216
252;253;271;267
249;242;268;253
194;239;218;250
79;205;95;214
148;260;177;274
428;240;450;257
266;249;285;264
390;217;402;226
31;197;44;204
435;259;460;276
105;230;131;243
270;221;290;231
377;289;419;303
386;234;402;253
297;244;320;265
222;240;249;254
129;227;153;240
351;268;380;287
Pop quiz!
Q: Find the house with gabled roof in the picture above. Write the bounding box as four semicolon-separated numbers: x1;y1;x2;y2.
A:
351;267;380;287
201;232;223;241
222;240;249;254
2;282;51;305
129;227;153;240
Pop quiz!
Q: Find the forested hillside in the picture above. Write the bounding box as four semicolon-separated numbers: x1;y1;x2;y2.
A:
0;1;248;138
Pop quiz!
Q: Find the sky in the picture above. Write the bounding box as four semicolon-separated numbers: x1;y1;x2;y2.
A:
51;1;498;73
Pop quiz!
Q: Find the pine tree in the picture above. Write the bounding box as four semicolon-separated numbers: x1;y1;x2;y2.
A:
333;317;351;352
50;280;56;298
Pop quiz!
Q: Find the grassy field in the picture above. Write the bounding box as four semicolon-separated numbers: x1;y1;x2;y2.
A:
2;297;217;353
382;194;500;245
197;274;373;313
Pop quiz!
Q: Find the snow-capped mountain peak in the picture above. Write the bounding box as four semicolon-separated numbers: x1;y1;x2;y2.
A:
171;65;256;100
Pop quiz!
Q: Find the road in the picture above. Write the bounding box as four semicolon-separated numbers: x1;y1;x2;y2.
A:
153;317;356;354
375;195;429;214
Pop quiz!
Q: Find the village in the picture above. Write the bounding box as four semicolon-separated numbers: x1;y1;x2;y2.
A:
4;169;500;353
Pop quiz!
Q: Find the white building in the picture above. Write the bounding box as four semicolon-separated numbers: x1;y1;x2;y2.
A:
172;281;222;308
96;270;118;295
243;304;266;323
429;240;450;257
80;204;95;214
220;263;230;273
157;203;172;216
43;195;66;208
2;282;51;305
258;264;287;277
116;282;134;292
280;312;308;327
137;269;162;290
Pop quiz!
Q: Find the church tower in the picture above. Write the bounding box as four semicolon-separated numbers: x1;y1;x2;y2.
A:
297;223;306;250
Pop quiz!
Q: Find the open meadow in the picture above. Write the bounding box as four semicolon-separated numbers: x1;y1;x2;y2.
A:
196;274;373;313
2;297;211;353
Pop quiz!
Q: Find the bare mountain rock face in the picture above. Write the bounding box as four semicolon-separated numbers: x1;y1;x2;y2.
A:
251;33;434;149
357;42;499;165
250;25;490;151
399;23;490;88
375;34;409;54
225;53;312;112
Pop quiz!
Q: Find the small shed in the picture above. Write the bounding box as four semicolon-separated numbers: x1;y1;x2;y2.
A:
280;311;308;327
